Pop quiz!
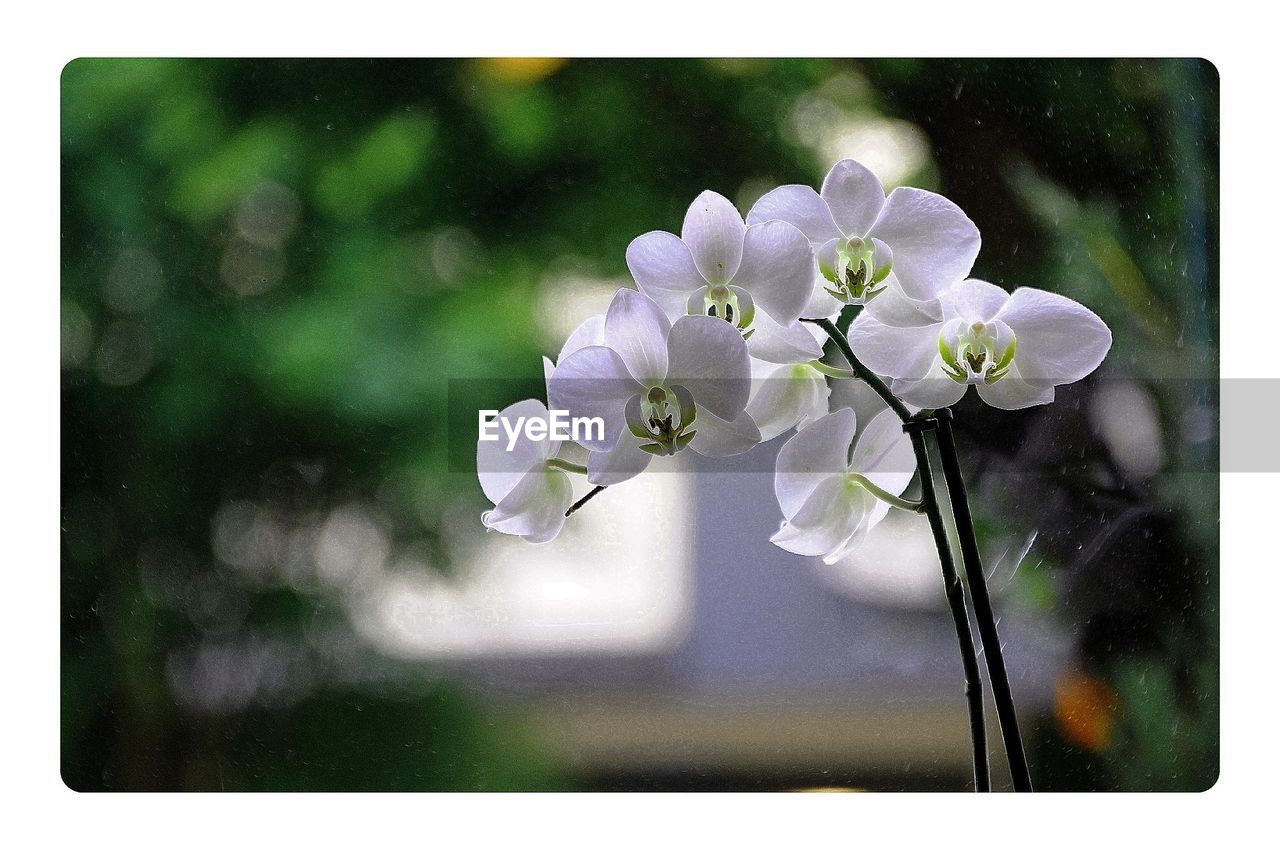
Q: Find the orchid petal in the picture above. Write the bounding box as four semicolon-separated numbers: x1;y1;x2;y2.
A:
681;190;745;283
823;494;886;565
731;220;817;325
890;366;969;409
820;159;886;237
830;373;922;427
557;314;606;364
974;361;1057;410
604;289;671;385
665;315;751;420
849;409;916;497
477;398;555;505
941;278;1010;323
814;236;841;285
995;286;1112;385
547;345;638;451
691;408;762;457
774;407;856;518
801;281;844;322
586;432;654;486
861;498;894;541
770;474;871;561
860;278;944;325
868;187;980;302
747;309;826;364
542;356;556;400
746;184;841;243
626;231;707;317
846;311;942;381
746;361;831;442
481;468;573;543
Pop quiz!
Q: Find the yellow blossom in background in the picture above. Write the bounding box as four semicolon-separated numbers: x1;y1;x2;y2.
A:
476;58;567;85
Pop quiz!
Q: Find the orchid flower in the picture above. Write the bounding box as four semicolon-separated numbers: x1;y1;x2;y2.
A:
846;279;1113;410
625;191;823;364
476;316;608;544
476;398;576;543
745;357;831;442
553;314;605;365
771;407;916;564
548;289;759;486
747;159;980;308
474;166;1110;793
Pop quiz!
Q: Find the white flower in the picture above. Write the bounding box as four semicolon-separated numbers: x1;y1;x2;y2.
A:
747;158;980;307
625;190;822;364
829;357;923;422
548;289;759;486
771;408;915;564
477;398;575;543
846;279;1113;410
745;357;830;442
554;314;606;366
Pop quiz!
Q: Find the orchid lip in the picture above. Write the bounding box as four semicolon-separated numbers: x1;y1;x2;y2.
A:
825;237;892;305
940;322;1017;385
688;284;756;338
629;384;698;456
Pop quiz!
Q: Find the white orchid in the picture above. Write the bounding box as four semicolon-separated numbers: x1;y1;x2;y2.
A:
471;164;1116;793
625;190;823;364
745;357;831;442
477;398;576;543
747;158;980;308
554;313;605;364
475;316;609;544
548;289;759;486
771;407;916;565
847;278;1112;411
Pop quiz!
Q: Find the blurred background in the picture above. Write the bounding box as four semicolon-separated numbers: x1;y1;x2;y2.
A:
61;58;1218;791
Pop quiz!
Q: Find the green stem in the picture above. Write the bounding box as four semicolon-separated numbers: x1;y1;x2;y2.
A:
808;360;859;380
546;458;588;475
905;419;991;792
933;409;1034;792
809;317;990;790
849;473;924;514
801;317;913;423
564;484;606;517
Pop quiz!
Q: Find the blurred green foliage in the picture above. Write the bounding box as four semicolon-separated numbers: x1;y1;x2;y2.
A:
62;59;1217;791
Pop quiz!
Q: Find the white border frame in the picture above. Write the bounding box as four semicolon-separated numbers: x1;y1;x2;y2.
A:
12;1;1272;845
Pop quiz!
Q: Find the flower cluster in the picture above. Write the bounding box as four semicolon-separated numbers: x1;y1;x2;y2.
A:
477;159;1112;555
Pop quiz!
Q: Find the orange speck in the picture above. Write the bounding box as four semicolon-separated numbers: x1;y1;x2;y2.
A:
1054;671;1119;752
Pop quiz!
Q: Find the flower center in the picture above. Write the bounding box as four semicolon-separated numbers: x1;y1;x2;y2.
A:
705;285;735;322
939;319;1017;385
630;384;698;456
690;285;756;340
825;237;892;305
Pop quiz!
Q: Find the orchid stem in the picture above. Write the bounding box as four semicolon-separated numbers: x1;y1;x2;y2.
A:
546;458;589;475
905;419;991;792
809;318;989;790
801;317;913;423
933;409;1033;792
565;484;606;517
849;473;924;514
